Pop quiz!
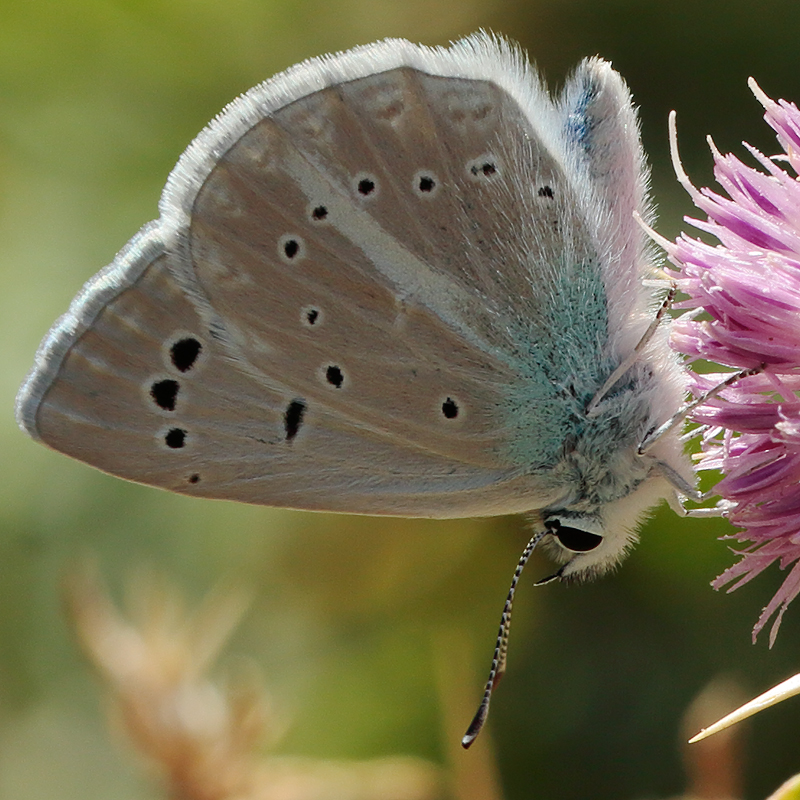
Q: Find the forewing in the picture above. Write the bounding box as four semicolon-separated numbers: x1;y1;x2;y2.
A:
174;43;607;478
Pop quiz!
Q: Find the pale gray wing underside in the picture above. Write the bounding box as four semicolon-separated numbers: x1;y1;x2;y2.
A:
17;36;654;517
26;240;561;516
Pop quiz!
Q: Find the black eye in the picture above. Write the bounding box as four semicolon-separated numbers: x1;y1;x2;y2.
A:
547;520;603;553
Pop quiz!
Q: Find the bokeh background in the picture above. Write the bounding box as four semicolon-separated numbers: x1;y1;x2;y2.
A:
3;1;800;799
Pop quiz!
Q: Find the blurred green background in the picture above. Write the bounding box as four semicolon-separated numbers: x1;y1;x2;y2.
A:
3;1;800;798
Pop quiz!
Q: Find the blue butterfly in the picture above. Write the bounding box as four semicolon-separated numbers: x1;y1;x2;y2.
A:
16;33;695;745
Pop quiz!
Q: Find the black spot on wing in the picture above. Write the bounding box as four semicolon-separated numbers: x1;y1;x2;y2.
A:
325;365;344;388
151;379;179;411
442;397;459;419
284;399;306;441
170;338;202;372
165;428;186;449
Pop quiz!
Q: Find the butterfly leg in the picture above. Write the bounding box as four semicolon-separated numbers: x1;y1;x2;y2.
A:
638;364;765;454
666;491;731;518
587;283;677;415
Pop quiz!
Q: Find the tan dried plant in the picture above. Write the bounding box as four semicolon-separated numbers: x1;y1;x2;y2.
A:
64;563;443;800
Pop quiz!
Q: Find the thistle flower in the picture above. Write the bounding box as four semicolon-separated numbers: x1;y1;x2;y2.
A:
666;80;800;646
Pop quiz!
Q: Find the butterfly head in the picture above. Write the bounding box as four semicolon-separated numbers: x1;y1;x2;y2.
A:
539;513;622;582
538;459;682;581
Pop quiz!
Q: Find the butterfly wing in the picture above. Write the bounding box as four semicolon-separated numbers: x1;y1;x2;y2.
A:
558;57;659;358
19;233;544;515
17;34;661;516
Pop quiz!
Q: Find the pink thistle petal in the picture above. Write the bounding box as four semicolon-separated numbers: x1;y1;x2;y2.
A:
670;83;800;644
754;559;800;647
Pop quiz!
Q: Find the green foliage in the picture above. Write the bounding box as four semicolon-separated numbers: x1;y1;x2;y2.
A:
4;2;800;799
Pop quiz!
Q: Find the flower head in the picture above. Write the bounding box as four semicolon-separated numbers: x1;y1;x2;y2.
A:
667;80;800;646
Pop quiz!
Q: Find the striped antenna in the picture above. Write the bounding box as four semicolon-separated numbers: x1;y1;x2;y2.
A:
462;530;554;749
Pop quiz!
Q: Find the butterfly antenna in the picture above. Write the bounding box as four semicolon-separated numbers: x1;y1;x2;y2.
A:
587;284;677;416
462;531;549;749
638;364;765;454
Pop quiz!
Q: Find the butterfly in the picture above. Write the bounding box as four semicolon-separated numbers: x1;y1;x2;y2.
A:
16;32;695;746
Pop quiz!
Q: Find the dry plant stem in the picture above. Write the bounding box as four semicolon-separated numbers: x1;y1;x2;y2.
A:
65;562;445;800
690;672;800;743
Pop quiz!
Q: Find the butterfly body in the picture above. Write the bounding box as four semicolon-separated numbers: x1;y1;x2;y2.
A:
17;33;693;578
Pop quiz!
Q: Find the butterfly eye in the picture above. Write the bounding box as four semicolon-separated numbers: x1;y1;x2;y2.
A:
547;520;603;553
